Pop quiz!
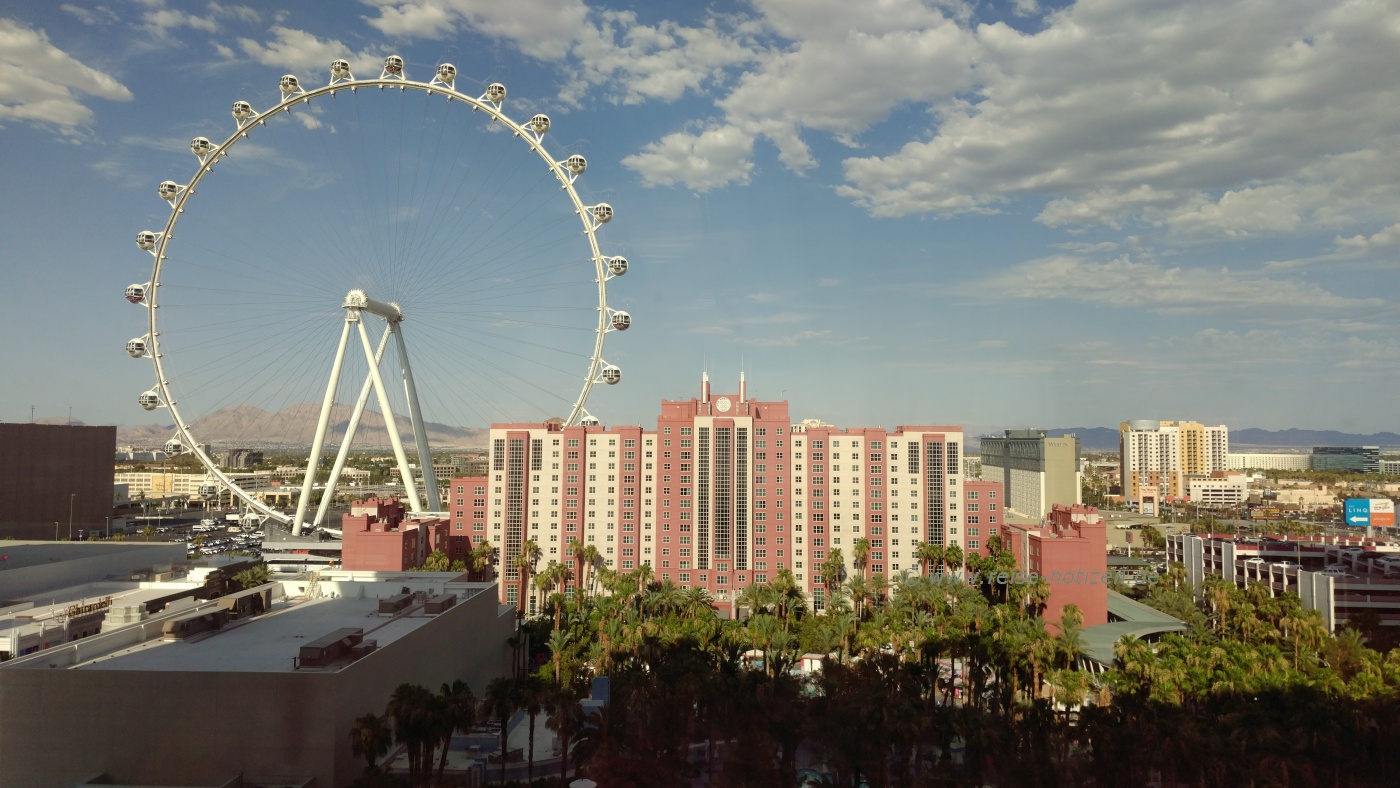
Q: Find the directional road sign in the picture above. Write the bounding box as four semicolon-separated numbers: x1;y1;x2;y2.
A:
1345;498;1395;527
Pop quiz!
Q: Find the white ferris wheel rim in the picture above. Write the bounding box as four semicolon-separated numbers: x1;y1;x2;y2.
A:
134;64;622;526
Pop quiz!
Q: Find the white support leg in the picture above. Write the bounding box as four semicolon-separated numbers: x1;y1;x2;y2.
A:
293;316;354;536
392;323;441;511
314;324;392;528
357;319;424;513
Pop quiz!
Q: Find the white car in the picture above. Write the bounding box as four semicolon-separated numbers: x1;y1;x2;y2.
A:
1320;565;1349;577
1273;560;1298;568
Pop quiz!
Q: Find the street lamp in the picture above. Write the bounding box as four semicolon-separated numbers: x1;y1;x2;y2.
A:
105;516;111;539
68;493;75;541
54;522;59;541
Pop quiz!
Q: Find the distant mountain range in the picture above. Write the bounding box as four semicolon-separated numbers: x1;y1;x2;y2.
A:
82;414;1400;454
115;403;489;449
969;427;1400;453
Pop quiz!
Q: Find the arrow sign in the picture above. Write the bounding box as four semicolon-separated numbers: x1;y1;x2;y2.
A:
1345;499;1371;527
1346;498;1397;528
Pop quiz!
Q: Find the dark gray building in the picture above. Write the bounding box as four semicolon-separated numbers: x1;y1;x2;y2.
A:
1311;446;1380;473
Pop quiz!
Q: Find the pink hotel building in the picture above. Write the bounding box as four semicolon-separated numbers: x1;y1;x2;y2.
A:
423;375;982;615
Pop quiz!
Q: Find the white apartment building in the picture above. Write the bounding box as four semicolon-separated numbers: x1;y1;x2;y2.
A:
1228;453;1312;472
1120;420;1229;508
1186;472;1249;508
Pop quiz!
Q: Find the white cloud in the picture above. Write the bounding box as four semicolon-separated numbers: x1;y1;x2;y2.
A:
837;0;1400;236
61;4;119;26
977;339;1008;349
621;122;754;191
737;329;836;347
976;253;1387;318
0;18;133;134
1334;223;1400;257
235;27;383;77
136;1;259;36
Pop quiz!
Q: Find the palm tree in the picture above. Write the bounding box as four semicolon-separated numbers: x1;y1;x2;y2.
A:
386;683;435;786
520;674;547;785
546;684;587;783
914;540;937;578
547;628;572;684
681;586;715;618
349;712;393;776
566;538;586;594
434;680;476;783
481;676;520;786
470;538;496;582
1057;604;1085;669
852;537;871;579
943;543;964;580
582;543;602;595
514;538;542;614
819;547;847;604
735;581;772;621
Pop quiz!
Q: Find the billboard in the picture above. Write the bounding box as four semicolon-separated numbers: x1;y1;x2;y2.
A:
1345;498;1395;527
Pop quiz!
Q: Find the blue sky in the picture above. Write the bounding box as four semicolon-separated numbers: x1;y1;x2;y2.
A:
3;0;1399;440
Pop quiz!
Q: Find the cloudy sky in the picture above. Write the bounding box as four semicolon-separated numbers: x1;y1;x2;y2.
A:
3;0;1399;440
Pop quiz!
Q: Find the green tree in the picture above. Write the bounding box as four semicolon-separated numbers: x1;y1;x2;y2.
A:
232;563;269;590
433;680;476;783
349;712;393;776
481;676;520;786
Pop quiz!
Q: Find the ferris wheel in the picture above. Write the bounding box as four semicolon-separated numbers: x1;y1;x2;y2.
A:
125;57;632;534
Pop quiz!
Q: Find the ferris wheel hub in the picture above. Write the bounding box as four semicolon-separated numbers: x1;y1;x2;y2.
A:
343;289;403;322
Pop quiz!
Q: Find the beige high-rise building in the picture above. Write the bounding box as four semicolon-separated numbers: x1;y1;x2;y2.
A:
1119;420;1229;510
979;429;1081;518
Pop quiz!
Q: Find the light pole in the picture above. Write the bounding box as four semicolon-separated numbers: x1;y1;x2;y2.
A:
54;522;59;541
68;493;75;541
105;516;111;539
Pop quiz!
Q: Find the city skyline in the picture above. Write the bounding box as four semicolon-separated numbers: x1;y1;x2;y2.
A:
3;0;1399;434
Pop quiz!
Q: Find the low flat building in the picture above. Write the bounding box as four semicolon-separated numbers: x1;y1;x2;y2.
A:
1168;532;1400;630
0;574;512;786
1186;471;1248;508
1228;452;1311;472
